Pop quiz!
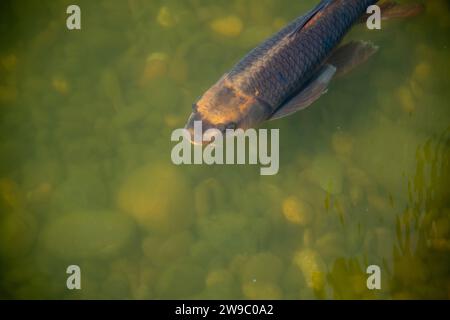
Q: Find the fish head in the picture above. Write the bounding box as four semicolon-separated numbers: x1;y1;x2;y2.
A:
185;77;270;144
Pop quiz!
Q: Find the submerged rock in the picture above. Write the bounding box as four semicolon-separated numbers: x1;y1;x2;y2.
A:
206;269;234;288
157;6;176;28
156;263;205;299
140;52;169;84
210;15;243;37
202;268;237;299
41;211;136;260
51;76;69;95
0;85;17;104
1;54;18;71
0;178;24;212
50;166;109;213
0;211;37;259
397;85;416;114
282;196;313;226
169;57;189;83
117;164;191;234
412;61;431;84
293;248;326;291
315;232;346;260
242;281;282;299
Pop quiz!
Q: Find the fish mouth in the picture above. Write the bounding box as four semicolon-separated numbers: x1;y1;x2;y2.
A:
184;112;222;145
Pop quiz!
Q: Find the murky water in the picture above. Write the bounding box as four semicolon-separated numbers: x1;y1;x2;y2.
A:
0;0;449;299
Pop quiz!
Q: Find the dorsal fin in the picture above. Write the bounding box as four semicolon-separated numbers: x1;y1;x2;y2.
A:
289;0;333;37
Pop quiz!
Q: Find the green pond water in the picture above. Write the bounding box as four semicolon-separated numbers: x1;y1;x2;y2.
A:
0;0;449;299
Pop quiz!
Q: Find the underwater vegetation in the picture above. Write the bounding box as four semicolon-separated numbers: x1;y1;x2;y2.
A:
0;0;449;299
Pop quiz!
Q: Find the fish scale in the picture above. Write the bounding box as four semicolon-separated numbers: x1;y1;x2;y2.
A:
227;0;377;108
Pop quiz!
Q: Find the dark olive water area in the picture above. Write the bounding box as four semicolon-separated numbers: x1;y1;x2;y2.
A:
0;0;449;299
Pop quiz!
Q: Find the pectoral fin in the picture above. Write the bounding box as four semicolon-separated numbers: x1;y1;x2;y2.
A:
326;40;378;77
270;64;336;121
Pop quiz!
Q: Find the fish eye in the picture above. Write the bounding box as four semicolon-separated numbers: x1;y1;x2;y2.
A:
225;122;237;130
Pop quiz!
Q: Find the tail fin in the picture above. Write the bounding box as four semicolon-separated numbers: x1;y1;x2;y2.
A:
360;1;425;22
380;1;425;20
